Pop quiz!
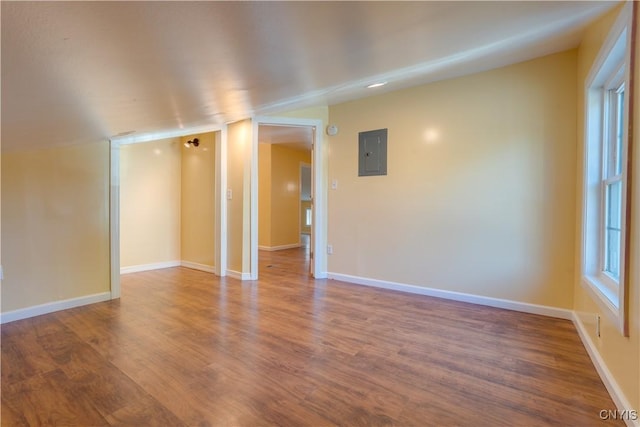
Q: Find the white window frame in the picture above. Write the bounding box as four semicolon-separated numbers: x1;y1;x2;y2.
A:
601;72;624;285
581;2;632;336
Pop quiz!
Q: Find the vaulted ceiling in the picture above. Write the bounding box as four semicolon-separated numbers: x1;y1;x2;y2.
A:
1;1;617;151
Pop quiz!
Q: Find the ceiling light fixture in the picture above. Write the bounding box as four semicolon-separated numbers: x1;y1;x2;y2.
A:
184;138;200;148
366;82;387;89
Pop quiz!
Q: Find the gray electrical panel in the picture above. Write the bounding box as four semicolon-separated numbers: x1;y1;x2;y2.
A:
358;128;387;176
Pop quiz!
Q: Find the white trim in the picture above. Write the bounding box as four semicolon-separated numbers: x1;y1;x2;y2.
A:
573;313;640;427
121;260;216;275
181;261;216;274
112;124;222;145
585;3;631;88
312;121;327;279
110;126;227;299
251;116;327;280
0;292;112;324
583;275;622;327
327;272;573;320
581;2;632;336
250;119;259;280
258;243;301;251
120;261;181;275
226;269;252;281
109;140;121;299
216;127;228;277
314;271;328;280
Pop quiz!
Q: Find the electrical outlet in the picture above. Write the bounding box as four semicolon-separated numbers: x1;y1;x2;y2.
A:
596;314;601;338
327;244;333;255
227;189;233;200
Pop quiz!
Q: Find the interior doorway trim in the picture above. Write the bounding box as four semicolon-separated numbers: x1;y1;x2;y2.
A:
251;116;327;280
109;124;224;299
109;141;121;299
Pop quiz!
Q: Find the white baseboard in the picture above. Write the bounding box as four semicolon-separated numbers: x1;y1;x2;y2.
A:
120;260;181;274
258;243;301;251
0;292;111;324
326;272;573;320
180;261;216;274
573;313;640;427
226;269;252;280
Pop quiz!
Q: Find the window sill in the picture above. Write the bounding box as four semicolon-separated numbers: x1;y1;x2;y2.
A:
582;275;624;334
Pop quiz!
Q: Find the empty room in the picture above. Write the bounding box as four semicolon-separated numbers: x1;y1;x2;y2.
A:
1;1;639;426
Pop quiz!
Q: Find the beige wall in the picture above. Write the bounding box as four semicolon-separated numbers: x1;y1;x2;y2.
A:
280;106;329;125
1;142;110;312
327;50;578;308
258;143;273;247
181;133;216;268
270;145;311;247
258;144;311;248
227;120;252;274
120;138;181;268
574;4;640;412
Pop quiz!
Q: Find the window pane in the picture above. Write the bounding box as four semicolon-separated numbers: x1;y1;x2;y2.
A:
605;87;624;178
605;89;615;178
606;180;622;228
605;229;621;279
605;86;625;178
604;180;622;278
615;89;624;175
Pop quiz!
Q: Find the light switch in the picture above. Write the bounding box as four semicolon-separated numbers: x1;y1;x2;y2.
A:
227;189;233;200
331;179;338;190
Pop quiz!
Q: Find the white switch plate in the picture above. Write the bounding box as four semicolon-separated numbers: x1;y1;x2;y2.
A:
331;179;338;190
227;189;233;200
327;245;333;254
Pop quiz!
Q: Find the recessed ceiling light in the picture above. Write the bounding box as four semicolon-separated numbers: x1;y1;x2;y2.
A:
366;82;387;89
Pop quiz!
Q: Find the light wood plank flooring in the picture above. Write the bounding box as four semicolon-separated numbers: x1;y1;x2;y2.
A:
2;247;620;426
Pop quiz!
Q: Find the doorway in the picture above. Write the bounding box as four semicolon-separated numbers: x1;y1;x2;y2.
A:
257;126;312;276
250;116;327;280
109;126;223;299
110;118;324;297
119;133;217;272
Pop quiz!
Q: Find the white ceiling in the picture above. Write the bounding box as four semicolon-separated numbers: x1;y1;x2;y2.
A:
1;1;617;151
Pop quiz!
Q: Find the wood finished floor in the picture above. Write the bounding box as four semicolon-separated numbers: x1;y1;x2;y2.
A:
2;246;620;426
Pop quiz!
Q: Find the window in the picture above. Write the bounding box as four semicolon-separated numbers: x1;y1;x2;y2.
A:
305;208;312;227
582;4;631;336
602;75;624;283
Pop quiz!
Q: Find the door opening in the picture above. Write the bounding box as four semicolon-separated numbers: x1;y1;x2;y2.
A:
257;125;313;277
251;116;326;280
110;127;223;299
